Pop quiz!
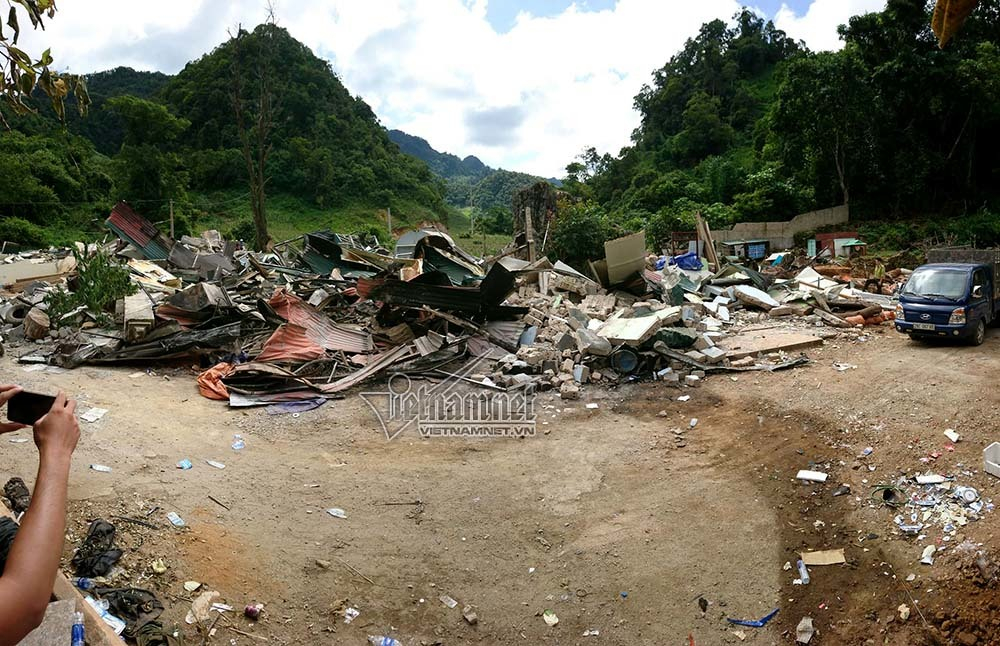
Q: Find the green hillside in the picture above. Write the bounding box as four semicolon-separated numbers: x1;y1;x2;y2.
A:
0;25;450;247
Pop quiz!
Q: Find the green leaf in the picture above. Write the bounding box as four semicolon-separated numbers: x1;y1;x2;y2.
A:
19;67;34;95
38;47;51;66
7;6;19;44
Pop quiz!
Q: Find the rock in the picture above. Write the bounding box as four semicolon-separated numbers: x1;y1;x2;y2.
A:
559;382;581;400
769;305;796;317
23;307;50;340
462;605;478;625
555;332;576;351
957;632;978;646
316;559;332;569
561;358;575;373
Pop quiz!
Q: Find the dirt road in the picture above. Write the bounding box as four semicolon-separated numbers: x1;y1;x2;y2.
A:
2;323;999;645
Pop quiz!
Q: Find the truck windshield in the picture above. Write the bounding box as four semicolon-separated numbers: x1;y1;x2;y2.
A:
901;269;968;300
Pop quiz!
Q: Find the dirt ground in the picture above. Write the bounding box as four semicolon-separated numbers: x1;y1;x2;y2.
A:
3;321;1000;645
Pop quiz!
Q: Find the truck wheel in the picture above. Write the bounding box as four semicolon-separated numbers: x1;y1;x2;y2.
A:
973;320;986;346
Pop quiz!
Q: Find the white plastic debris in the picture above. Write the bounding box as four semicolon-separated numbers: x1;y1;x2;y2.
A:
916;474;946;485
796;470;828;483
543;610;559;626
944;429;961;443
920;545;936;565
326;508;347;519
80;407;108;423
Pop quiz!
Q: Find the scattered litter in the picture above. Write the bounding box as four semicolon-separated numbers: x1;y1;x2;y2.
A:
462;605;478;625
150;559;167;574
796;470;828;483
732;629;747;641
832;484;851;497
796;616;815;643
585;403;599;410
678;395;691;402
582;629;600;637
183;581;202;593
231;434;246;450
833;362;856;372
8;437;29;444
205;460;226;469
244;603;264;620
166;512;185;527
916;474;947;485
690;418;698;428
368;637;401;646
80;407;109;423
185;590;221;624
944;429;961;443
326;508;347;519
543;610;559;626
898;604;910;621
727;608;779;628
89;464;112;473
796;560;810;584
800;549;846;566
344;607;360;624
177;459;193;470
921;545;936;565
439;595;458;609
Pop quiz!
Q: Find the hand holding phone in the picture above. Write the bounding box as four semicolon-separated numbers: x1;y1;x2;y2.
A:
0;384;27;433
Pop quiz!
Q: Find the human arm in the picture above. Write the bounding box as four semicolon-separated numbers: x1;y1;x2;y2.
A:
0;392;79;645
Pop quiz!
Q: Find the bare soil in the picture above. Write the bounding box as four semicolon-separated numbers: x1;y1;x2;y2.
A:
3;322;1000;645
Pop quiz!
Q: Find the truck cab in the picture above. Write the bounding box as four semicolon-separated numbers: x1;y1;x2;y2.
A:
894;262;997;345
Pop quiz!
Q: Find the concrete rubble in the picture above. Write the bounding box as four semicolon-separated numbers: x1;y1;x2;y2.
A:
0;205;900;405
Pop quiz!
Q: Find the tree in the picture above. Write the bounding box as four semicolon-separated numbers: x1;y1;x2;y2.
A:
105;96;190;209
230;19;278;251
0;0;89;126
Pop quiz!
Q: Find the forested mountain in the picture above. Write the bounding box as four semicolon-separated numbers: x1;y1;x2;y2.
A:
0;25;449;245
387;129;552;222
568;1;1000;251
388;130;489;181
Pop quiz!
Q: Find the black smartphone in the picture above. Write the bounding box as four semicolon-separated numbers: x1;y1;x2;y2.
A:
7;391;56;425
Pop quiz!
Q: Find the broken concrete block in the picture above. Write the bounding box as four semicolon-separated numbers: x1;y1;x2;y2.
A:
561;358;575;373
693;335;715;351
733;285;779;311
576;328;612;357
684;350;707;362
559;382;581;400
597;314;662;346
769;305;796;317
681;306;699;327
554;332;576;351
700;346;727;364
573;364;591;384
655;306;682;325
730;356;756;368
684;375;700;386
691;370;706;379
123;293;154;342
23;307;50;340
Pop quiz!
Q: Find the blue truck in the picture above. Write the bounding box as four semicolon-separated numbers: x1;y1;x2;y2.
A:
895;248;1000;345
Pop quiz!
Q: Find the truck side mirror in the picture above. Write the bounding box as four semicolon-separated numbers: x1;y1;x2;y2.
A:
973;285;984;299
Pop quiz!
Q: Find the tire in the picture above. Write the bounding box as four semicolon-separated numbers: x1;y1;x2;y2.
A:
972;319;986;346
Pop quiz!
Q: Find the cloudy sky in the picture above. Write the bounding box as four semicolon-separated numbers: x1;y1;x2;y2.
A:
21;0;886;177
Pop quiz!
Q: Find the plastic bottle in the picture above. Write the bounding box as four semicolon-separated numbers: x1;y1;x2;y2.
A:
84;596;126;635
71;577;96;590
232;434;245;450
368;637;402;646
71;611;85;646
796;559;810;585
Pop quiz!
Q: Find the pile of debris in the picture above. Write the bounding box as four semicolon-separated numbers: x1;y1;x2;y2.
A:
0;207;898;405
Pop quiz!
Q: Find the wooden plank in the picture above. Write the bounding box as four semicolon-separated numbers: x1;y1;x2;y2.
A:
1;506;121;646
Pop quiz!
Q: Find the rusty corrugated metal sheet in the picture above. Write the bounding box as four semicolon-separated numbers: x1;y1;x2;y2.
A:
256;324;326;363
268;288;374;354
105;201;172;260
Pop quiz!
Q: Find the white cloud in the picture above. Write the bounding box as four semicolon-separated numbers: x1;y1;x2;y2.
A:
17;0;885;177
774;0;887;52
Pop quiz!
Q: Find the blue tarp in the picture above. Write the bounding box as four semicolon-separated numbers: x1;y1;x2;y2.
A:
668;252;704;271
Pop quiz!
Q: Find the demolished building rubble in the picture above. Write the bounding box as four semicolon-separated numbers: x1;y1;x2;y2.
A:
0;203;905;407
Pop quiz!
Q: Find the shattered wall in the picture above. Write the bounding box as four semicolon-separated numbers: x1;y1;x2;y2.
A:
712;204;850;249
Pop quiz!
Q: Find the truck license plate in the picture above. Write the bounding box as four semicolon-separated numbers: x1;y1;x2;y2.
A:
914;323;935;331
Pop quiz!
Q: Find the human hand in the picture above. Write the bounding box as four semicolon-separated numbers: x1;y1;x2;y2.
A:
33;391;79;461
0;384;27;434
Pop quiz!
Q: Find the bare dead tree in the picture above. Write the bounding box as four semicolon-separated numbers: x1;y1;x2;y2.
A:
229;6;279;251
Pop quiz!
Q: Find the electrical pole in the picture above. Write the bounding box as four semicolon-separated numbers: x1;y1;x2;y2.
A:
169;199;175;239
387;207;392;238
